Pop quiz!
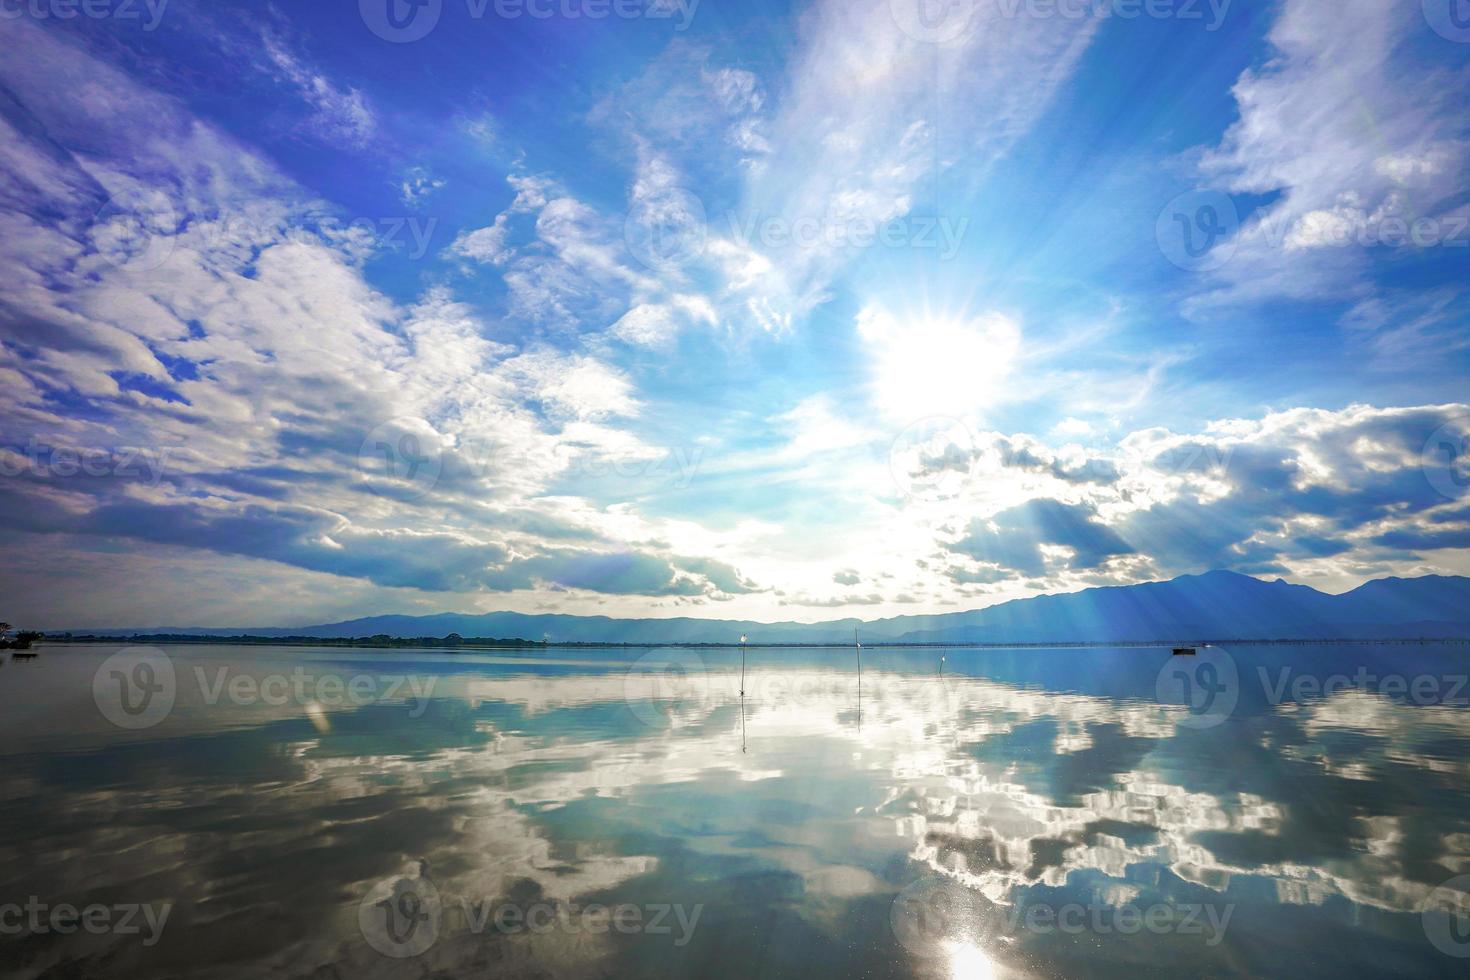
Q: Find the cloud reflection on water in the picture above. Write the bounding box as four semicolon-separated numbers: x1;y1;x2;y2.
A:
1;644;1469;978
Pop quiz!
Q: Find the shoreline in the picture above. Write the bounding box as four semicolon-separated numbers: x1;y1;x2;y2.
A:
34;636;1470;651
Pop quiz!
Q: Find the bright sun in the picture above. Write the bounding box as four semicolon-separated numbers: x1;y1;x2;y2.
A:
859;306;1022;420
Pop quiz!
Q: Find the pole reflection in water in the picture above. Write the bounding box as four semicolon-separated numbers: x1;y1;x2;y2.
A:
740;689;746;754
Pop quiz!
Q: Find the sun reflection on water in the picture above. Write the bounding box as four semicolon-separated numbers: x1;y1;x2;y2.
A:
944;939;996;980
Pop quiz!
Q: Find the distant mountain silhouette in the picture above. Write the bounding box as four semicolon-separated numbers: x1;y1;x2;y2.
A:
887;571;1470;643
70;570;1470;643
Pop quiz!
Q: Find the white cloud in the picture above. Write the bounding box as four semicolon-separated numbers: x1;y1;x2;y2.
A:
1192;0;1468;307
399;165;445;206
609;303;681;347
0;21;767;615
501;349;639;423
260;34;376;147
447;214;512;265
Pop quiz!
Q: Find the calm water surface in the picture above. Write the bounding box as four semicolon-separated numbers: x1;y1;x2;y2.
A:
3;642;1470;978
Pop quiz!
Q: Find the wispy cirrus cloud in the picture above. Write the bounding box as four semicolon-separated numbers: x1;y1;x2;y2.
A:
1188;0;1469;311
259;33;376;147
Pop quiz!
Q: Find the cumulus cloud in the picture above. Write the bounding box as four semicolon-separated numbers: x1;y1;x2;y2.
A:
936;405;1470;586
947;499;1136;577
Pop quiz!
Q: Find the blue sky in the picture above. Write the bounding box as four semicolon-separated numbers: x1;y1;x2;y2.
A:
0;0;1468;627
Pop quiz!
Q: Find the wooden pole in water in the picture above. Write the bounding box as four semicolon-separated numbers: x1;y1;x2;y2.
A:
739;633;747;696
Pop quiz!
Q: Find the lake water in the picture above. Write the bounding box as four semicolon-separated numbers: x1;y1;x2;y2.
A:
3;642;1470;978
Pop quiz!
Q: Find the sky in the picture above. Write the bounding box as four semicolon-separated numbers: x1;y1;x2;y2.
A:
0;0;1468;629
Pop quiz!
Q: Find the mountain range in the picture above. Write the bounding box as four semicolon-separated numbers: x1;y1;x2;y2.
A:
67;571;1470;644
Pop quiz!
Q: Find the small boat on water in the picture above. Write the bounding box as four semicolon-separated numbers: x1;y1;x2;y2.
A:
1172;646;1197;656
